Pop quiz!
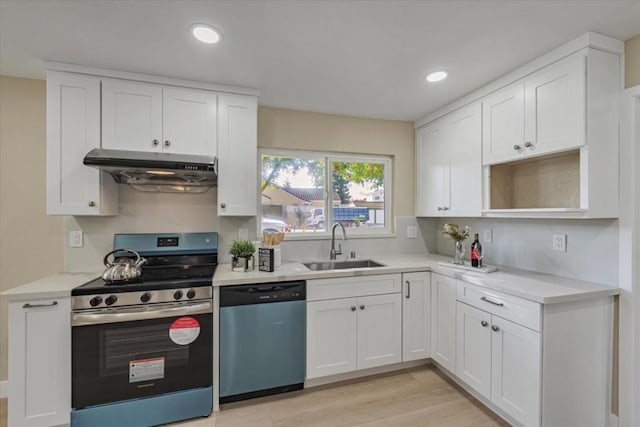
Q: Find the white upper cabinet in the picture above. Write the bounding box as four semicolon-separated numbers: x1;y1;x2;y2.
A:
523;55;586;157
102;80;218;156
102;79;163;152
217;94;258;216
162;87;218;156
482;83;525;164
46;71;118;215
415;102;482;217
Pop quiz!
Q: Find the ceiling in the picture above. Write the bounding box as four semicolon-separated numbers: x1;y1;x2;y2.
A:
1;0;639;122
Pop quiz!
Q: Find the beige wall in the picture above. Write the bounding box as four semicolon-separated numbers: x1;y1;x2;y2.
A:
258;107;415;216
0;76;65;381
625;34;640;88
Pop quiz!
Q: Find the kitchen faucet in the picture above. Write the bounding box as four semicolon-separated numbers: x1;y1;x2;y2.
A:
330;223;348;260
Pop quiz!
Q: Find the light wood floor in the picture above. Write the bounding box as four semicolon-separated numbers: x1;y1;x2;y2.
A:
174;365;509;427
1;366;509;427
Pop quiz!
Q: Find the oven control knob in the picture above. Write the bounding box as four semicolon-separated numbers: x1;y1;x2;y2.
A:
187;289;196;299
140;292;151;303
89;296;102;307
105;295;118;306
173;290;183;300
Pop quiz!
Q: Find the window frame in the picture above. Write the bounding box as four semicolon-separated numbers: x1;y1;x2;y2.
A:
259;148;394;240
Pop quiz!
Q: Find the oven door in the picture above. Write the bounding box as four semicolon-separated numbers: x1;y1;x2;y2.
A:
71;301;213;409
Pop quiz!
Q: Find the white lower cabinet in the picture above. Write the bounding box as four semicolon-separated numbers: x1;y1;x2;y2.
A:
8;297;71;427
456;301;541;427
430;273;457;372
402;272;431;362
306;275;402;379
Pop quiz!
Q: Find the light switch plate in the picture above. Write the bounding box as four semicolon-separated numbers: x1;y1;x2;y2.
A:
69;230;83;248
552;234;567;252
238;228;248;240
483;229;492;243
406;226;418;239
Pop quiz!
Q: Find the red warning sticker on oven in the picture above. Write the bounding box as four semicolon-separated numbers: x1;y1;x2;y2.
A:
169;316;200;345
129;356;164;383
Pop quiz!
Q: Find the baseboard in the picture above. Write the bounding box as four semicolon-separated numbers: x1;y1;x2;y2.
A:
304;359;431;388
0;380;7;398
609;413;619;427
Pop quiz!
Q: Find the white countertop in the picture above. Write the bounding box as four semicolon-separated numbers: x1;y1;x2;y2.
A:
0;272;99;301
213;253;619;304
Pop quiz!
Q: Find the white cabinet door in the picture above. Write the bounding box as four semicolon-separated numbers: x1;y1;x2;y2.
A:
448;103;482;216
416;120;448;216
307;298;358;379
482;82;525;165
402;272;431;362
357;293;402;370
524;54;586;157
8;298;71;427
430;273;457;372
46;71;118;215
102;79;163;152
217;94;258;216
491;316;541;427
163;87;217;156
456;302;492;399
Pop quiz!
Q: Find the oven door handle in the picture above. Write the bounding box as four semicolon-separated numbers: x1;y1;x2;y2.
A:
71;301;212;326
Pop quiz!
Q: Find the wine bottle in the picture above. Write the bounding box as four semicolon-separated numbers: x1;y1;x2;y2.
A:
471;233;482;268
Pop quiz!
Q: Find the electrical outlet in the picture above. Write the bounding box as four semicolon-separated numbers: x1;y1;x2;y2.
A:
238;228;248;240
69;230;83;248
406;226;417;239
552;234;567;252
483;229;492;243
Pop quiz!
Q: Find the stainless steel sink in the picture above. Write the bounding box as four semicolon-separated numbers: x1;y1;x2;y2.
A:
303;259;385;271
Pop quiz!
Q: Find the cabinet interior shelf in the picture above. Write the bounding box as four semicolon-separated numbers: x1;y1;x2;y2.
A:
487;150;581;210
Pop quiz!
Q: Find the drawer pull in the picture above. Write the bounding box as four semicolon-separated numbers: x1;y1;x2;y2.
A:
492;325;500;332
360;304;365;310
23;301;58;309
405;280;411;299
350;306;356;311
481;296;504;307
481;320;488;327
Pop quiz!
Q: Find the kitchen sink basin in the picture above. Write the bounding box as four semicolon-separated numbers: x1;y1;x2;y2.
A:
303;259;385;271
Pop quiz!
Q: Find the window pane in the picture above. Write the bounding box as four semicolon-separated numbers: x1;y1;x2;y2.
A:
261;155;327;234
331;160;385;229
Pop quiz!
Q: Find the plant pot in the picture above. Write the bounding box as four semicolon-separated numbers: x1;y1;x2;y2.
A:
232;256;254;272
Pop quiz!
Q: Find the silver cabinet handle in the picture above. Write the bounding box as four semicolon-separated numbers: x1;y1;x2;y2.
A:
442;207;449;211
220;203;226;209
23;301;58;309
492;325;500;332
152;139;160;146
481;320;488;327
513;144;522;150
524;141;534;148
437;207;443;211
88;201;96;207
163;140;171;147
359;304;365;310
350;306;356;312
481;296;504;307
405;280;411;299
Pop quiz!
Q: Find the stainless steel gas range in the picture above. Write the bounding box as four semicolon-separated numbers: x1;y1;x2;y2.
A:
70;232;217;427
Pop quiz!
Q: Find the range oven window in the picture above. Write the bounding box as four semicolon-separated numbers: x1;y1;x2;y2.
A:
73;313;212;409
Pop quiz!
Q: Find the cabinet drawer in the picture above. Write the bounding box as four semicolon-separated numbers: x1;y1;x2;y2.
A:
307;274;401;301
456;282;541;331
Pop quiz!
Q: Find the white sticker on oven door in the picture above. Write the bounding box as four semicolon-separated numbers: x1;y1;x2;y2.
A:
169;316;201;345
129;356;165;383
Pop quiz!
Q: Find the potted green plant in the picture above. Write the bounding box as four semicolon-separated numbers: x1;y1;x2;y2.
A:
229;240;256;272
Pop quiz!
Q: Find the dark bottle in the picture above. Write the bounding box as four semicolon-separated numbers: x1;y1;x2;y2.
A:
471;233;482;268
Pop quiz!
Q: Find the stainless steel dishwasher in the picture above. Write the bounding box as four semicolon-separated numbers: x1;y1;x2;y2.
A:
219;281;305;404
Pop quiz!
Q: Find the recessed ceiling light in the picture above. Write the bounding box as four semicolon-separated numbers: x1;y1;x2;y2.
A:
426;71;448;82
191;24;221;44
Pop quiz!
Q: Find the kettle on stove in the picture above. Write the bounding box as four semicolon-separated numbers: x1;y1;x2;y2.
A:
102;248;147;284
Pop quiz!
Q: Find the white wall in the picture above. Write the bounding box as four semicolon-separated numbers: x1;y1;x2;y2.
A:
420;217;619;286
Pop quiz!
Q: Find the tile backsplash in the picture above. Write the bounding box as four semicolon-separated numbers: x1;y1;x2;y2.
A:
421;217;619;286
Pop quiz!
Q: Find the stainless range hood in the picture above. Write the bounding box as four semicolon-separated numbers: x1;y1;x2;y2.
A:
83;148;217;193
